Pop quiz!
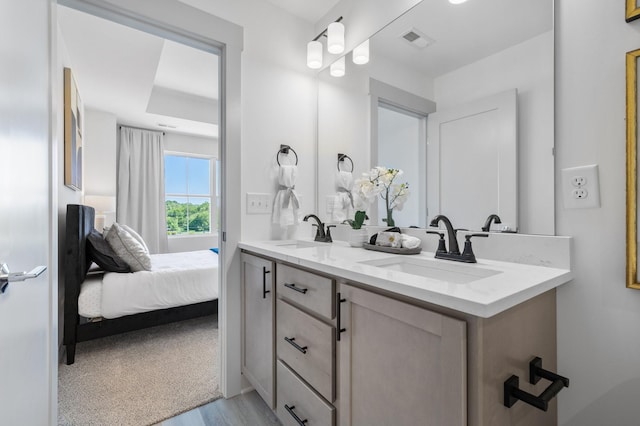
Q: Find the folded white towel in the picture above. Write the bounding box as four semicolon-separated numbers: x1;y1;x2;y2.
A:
400;234;421;249
272;165;301;226
331;170;354;222
375;231;402;248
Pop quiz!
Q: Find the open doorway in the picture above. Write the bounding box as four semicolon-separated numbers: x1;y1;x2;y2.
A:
55;4;225;424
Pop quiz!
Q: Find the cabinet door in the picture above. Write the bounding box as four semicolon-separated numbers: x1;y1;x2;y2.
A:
241;253;275;408
338;283;466;426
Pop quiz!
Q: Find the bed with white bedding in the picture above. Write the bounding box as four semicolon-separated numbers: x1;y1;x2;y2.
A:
63;204;219;365
79;250;218;319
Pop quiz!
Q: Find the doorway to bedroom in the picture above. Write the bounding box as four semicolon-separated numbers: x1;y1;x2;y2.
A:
56;3;225;425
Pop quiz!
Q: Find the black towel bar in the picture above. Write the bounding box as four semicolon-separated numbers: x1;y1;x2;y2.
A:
504;357;569;412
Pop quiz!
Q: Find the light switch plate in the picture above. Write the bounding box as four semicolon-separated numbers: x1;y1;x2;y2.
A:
246;193;272;214
561;165;600;209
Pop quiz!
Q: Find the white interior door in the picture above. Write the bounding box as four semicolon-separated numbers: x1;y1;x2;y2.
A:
427;89;517;231
0;1;55;424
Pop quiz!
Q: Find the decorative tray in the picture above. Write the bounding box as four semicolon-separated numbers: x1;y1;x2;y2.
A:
362;243;422;255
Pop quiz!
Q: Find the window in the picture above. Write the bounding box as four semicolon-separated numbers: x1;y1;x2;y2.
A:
164;154;216;236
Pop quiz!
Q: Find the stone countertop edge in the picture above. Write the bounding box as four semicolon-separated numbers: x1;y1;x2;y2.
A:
238;240;573;318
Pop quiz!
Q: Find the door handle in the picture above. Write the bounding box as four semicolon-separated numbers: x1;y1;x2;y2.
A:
0;263;47;294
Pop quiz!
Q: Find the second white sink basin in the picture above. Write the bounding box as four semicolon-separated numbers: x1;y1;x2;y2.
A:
359;256;502;284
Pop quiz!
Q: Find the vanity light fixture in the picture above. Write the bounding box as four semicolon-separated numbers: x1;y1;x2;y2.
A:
449;0;469;4
306;17;344;70
307;40;323;69
330;56;346;77
352;39;369;65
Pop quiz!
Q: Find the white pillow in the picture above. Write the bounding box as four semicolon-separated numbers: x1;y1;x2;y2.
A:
120;224;149;254
105;222;151;272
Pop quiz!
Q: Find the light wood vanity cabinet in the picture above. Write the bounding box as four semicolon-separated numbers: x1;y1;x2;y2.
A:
337;283;467;426
242;250;559;426
241;253;275;408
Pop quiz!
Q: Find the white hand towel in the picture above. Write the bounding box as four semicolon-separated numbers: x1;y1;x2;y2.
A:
400;234;422;249
376;231;402;248
272;165;301;226
331;170;354;222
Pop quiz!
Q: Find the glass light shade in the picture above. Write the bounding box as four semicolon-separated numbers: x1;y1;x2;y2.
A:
327;22;345;54
307;40;323;69
330;56;346;77
353;39;369;65
449;0;468;3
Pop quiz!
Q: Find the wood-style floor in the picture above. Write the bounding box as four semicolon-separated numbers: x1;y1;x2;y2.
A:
156;391;282;426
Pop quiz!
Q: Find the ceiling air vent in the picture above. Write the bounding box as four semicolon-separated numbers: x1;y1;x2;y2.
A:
400;28;435;49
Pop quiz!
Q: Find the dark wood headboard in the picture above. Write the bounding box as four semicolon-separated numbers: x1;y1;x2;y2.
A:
63;204;94;350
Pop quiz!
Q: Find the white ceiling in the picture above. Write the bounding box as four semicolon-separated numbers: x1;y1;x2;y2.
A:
368;0;553;78
57;5;219;138
264;0;339;23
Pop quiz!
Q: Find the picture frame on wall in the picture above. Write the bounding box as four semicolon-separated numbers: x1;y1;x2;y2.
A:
626;48;640;289
64;67;83;191
627;0;640;22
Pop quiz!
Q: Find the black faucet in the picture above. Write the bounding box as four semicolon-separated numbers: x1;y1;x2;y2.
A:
482;214;502;232
429;215;488;263
303;214;334;243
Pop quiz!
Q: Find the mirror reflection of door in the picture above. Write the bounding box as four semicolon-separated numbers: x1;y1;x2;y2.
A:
376;102;427;227
427;89;518;232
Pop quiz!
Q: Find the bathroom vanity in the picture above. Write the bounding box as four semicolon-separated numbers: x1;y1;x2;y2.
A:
239;237;572;426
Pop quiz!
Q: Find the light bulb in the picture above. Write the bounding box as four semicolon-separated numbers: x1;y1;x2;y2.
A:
327;22;345;54
330;56;345;77
353;39;369;65
307;40;323;69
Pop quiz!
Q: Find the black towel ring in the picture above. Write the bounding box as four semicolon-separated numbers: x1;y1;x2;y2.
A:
337;153;354;172
277;144;298;166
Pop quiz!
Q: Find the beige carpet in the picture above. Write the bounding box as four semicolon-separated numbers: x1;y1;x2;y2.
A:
58;316;222;426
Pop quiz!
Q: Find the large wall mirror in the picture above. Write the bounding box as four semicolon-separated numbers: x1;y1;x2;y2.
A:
317;0;555;235
627;48;640;289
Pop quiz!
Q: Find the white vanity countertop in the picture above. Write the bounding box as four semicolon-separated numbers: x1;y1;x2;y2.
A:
238;239;573;318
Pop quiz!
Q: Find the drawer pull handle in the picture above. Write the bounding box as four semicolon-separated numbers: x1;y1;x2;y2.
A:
284;404;308;425
336;292;346;341
284;282;308;294
284;337;308;354
262;267;271;299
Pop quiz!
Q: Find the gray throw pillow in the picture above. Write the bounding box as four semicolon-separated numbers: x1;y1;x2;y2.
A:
105;222;152;272
87;229;131;273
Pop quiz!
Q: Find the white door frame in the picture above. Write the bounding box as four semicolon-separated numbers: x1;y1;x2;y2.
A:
53;0;245;413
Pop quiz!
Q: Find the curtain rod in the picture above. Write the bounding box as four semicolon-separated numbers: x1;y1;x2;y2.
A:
118;124;165;135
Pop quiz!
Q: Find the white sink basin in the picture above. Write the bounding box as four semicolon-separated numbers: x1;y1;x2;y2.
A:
266;240;327;249
359;256;502;284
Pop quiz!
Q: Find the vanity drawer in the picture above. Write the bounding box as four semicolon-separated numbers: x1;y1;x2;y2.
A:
277;299;335;402
277;360;335;426
277;264;334;320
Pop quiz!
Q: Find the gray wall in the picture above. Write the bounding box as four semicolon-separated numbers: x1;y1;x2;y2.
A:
556;1;640;424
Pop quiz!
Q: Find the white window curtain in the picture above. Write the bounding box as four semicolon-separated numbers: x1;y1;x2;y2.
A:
117;126;168;253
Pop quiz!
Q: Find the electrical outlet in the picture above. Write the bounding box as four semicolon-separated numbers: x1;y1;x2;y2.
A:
573;188;588;199
246;193;272;214
571;176;586;187
561;165;600;209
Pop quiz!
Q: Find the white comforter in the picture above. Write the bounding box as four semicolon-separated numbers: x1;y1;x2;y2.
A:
79;250;218;319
